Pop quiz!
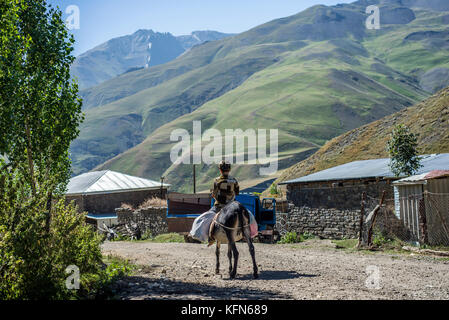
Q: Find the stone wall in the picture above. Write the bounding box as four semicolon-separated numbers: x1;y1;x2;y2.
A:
67;189;167;214
276;206;361;239
115;207;168;237
277;203;411;240
286;179;395;210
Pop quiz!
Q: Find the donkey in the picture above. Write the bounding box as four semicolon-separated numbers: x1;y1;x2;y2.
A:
209;201;258;279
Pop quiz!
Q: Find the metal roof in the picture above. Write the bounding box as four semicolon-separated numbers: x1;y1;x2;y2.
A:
280;153;449;185
86;213;118;220
67;170;170;195
393;170;449;185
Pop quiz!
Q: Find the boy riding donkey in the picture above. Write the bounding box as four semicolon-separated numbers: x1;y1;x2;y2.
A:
189;161;259;279
208;160;240;245
189;160;240;245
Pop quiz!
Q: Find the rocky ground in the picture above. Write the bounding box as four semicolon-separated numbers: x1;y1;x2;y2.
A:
101;239;449;300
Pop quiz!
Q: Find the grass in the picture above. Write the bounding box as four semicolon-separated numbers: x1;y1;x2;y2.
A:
142;233;185;243
102;255;137;275
278;231;315;244
332;239;358;250
332;233;414;256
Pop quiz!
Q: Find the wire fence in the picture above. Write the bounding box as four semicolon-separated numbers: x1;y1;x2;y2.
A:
364;192;449;247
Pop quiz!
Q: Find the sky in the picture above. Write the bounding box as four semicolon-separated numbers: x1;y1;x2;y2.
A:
49;0;355;56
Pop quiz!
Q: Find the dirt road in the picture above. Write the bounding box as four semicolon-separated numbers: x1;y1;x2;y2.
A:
101;239;449;300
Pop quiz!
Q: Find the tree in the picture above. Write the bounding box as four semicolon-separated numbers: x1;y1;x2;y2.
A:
0;0;84;197
386;124;422;177
269;182;279;196
0;1;108;299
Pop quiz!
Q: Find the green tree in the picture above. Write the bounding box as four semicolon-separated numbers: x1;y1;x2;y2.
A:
386;124;422;177
0;1;113;299
0;163;104;299
0;0;83;197
269;182;279;196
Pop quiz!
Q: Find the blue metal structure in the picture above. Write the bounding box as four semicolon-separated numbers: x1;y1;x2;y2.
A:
211;194;276;231
166;192;277;241
166;192;276;236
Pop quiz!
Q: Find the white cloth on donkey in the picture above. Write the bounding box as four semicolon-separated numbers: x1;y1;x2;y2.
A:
189;208;258;242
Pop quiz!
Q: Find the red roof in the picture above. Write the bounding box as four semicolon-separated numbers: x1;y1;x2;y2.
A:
424;170;449;180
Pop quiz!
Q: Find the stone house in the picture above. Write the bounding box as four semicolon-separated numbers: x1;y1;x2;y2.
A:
66;170;170;226
280;153;449;210
276;153;449;239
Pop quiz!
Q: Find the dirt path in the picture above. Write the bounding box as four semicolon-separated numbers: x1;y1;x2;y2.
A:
101;239;449;300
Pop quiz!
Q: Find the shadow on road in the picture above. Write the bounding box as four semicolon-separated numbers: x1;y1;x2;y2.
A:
114;275;295;300
237;270;318;281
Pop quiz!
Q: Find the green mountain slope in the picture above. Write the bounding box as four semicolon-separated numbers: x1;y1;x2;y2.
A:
274;86;449;186
71;0;449;191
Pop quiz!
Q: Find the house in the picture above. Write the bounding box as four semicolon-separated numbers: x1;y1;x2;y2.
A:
66;170;170;227
393;170;449;245
279;153;449;210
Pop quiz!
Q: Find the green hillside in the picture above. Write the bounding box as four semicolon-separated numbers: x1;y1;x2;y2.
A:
274;86;449;187
71;0;449;192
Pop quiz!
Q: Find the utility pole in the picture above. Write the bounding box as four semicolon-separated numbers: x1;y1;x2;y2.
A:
160;176;165;200
193;164;196;194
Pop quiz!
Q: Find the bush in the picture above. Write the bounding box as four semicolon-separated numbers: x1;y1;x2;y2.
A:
278;231;301;244
0;168;122;299
371;230;406;251
301;231;315;241
278;231;316;244
269;183;279;196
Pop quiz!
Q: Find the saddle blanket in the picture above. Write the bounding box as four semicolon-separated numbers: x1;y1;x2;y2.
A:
189;209;258;242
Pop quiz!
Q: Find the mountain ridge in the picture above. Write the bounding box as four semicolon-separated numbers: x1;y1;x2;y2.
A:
71;29;233;90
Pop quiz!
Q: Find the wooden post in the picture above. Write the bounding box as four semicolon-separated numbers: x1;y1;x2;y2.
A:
418;197;428;245
367;191;386;247
357;192;367;249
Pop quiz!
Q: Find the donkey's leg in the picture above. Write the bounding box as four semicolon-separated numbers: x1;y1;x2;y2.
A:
229;241;239;279
215;242;220;275
225;229;239;279
227;242;233;276
243;227;258;279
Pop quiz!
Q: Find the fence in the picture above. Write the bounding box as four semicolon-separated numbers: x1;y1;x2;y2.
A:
363;192;449;247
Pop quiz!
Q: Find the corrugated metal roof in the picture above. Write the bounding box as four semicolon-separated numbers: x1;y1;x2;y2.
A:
280;153;449;185
67;170;170;195
393;170;449;185
393;172;429;185
423;170;449;180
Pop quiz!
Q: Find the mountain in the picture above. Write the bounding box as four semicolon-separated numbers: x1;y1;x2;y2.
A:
274;86;449;186
71;29;233;89
177;30;236;50
70;0;449;192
